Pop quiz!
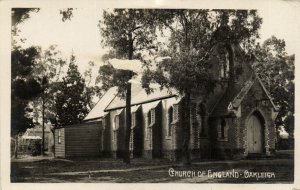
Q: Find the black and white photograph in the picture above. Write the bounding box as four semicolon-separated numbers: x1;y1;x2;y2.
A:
0;0;299;188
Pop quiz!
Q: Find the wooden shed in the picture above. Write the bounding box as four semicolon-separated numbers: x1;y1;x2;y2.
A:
54;87;118;158
54;121;103;158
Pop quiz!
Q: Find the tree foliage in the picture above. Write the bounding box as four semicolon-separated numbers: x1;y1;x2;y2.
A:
59;8;74;22
142;9;262;94
141;9;262;164
97;9;166;95
83;61;102;110
12;8;40;26
98;9;166;163
30;45;67;129
253;36;295;137
11;46;42;136
55;55;89;126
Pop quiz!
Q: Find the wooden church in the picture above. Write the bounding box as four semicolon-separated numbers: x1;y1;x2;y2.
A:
54;43;278;160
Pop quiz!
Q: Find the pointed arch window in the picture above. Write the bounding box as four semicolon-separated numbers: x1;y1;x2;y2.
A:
167;106;173;136
148;109;155;126
218;118;228;141
220;50;230;79
131;112;136;127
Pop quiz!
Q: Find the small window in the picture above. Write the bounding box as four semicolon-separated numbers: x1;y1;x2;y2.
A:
113;130;117;143
199;103;206;136
148;109;155;126
218;118;228;141
168;106;173;136
220;51;230;79
114;115;120;130
58;130;61;144
221;119;226;139
173;104;179;121
131;112;136;127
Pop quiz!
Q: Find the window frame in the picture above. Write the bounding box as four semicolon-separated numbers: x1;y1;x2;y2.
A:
173;104;179;122
220;50;230;80
149;108;155;126
218;118;228;141
114;115;120;131
58;129;61;144
131;112;136;127
167;106;174;137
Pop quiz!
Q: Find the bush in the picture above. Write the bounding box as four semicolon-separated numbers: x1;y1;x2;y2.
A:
30;140;41;156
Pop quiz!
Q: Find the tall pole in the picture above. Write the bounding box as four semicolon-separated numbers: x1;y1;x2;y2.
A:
123;71;132;164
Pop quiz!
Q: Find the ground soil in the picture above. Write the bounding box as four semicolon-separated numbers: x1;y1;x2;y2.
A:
11;151;294;183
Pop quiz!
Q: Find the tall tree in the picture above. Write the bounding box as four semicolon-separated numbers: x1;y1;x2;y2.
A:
253;36;295;139
142;9;262;165
11;8;42;158
98;9;163;163
30;45;67;154
11;8;78;157
11;46;43;158
83;61;102;110
55;54;89;126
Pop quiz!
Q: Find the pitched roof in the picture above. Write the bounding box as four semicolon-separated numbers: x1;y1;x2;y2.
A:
141;100;161;113
228;75;277;111
211;76;278;117
210;84;243;117
105;83;176;111
131;105;141;113
83;87;118;121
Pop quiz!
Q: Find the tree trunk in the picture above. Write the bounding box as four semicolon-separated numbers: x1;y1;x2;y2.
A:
42;96;45;156
52;129;55;157
123;72;132;164
182;92;191;165
123;36;134;164
14;134;18;159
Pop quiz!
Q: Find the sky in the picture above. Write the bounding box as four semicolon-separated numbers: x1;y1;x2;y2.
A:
16;8;104;75
15;5;299;81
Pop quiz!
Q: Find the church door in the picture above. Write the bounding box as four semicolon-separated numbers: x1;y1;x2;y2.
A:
247;114;263;154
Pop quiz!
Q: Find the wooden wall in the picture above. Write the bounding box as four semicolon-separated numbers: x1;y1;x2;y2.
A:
54;128;65;158
54;121;103;158
64;121;102;157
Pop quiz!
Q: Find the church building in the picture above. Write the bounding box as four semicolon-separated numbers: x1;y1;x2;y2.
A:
54;43;278;160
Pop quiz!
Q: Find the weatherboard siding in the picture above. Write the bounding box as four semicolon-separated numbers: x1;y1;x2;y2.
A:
64;122;102;157
54;128;65;158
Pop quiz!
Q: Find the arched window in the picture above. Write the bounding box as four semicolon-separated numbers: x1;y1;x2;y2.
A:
148;109;155;126
198;102;207;136
221;119;226;139
218;118;228;141
220;51;230;79
114;115;120;130
131;112;136;127
168;106;173;136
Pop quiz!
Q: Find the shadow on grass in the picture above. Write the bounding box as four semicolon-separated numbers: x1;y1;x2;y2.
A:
11;156;294;183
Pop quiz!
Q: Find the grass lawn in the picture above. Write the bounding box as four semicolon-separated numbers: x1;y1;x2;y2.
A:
11;154;294;183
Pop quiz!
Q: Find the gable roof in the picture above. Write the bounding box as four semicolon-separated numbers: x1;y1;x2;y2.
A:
229;75;277;111
105;83;177;111
141;100;161;113
83;87;118;121
211;75;278;117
